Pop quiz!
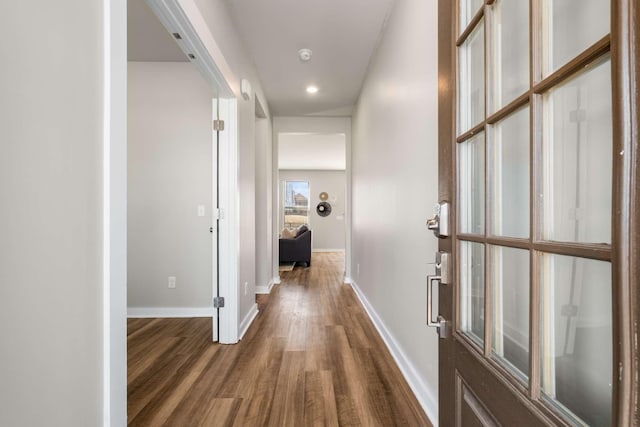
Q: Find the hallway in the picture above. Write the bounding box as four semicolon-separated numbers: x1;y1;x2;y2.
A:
127;252;430;426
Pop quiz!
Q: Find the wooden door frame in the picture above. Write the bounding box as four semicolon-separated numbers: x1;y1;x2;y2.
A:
437;1;456;425
611;0;640;424
437;0;640;425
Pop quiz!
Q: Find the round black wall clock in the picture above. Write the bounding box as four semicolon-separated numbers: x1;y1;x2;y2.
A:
316;202;332;217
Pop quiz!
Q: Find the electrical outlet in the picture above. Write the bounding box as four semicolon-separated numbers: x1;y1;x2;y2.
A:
168;276;176;288
244;282;248;296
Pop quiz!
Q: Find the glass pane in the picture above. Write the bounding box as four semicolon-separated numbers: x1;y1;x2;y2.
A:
542;0;610;76
459;0;484;32
542;56;612;244
492;246;530;378
460;242;485;343
489;0;529;112
283;180;310;228
541;254;612;426
458;133;485;234
458;20;485;134
491;106;529;238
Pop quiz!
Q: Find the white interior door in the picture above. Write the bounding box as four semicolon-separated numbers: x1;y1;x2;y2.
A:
211;98;219;342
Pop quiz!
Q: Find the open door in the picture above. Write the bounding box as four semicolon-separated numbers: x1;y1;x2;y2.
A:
434;0;639;425
211;97;220;342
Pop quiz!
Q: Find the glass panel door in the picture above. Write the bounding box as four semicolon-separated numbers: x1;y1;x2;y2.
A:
453;0;616;424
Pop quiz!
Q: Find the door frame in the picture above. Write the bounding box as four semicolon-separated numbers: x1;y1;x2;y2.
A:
437;0;640;425
271;117;353;282
611;0;640;422
146;0;240;342
103;0;242;423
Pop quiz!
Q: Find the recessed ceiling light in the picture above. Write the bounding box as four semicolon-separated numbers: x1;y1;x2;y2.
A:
306;85;318;94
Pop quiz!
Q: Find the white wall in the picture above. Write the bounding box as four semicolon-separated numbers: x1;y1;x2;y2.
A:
255;115;273;292
128;62;214;310
350;0;439;422
193;0;273;327
0;1;126;425
278;133;346;170
278;170;346;251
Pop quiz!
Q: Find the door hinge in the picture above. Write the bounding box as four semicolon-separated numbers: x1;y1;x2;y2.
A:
213;296;225;308
213;119;225;131
214;208;221;220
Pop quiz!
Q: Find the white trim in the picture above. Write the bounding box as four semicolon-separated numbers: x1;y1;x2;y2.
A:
349;280;439;426
211;98;219;343
217;97;240;344
103;0;127;425
255;277;277;294
312;249;345;253
102;1;112;423
127;307;215;318
238;303;259;340
146;0;240;345
147;0;234;97
273;276;281;285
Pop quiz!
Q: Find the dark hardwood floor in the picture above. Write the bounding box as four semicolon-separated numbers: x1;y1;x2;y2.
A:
128;252;432;426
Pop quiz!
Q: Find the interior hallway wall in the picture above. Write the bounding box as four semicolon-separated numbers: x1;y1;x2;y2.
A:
0;1;121;424
255;115;274;292
193;0;273;326
128;62;214;311
350;0;439;421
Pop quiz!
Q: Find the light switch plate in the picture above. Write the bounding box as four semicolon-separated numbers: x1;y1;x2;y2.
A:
197;205;205;217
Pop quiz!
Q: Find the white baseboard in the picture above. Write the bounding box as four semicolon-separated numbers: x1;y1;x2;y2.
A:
344;277;353;284
349;280;439;426
238;303;259;340
312;249;345;253
127;307;214;318
256;277;277;294
273;276;281;285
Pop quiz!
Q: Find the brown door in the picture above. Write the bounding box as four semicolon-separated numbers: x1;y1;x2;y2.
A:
435;0;640;425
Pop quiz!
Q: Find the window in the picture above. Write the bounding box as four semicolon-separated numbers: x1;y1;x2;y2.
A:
283;180;310;228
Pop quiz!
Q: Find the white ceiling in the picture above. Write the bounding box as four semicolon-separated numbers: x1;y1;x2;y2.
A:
128;0;188;62
127;0;394;113
278;133;346;170
227;0;395;116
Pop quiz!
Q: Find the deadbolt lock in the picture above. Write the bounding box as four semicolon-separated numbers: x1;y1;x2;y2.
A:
425;202;450;238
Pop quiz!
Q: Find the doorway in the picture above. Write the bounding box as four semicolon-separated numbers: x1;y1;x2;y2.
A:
277;132;348;273
272;117;353;283
126;3;217;323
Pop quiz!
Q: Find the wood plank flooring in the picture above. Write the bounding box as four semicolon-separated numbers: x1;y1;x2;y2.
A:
128;252;432;426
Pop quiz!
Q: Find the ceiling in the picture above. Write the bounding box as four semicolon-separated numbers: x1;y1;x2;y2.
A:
128;0;188;62
278;133;346;170
227;0;395;116
127;0;394;114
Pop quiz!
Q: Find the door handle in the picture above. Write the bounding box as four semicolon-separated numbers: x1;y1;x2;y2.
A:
427;251;451;338
426;274;442;327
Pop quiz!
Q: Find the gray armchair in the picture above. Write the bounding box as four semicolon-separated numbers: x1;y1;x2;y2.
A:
279;229;312;267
